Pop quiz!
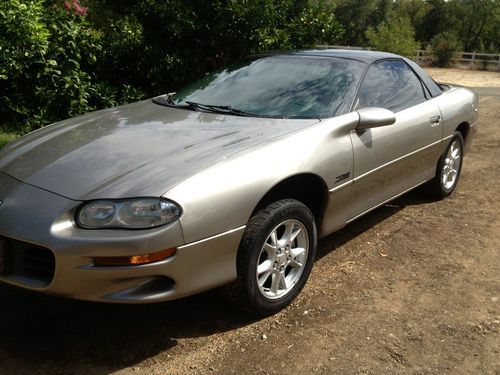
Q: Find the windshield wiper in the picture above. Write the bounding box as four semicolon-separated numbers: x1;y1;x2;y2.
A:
184;101;260;117
153;97;274;118
152;93;180;106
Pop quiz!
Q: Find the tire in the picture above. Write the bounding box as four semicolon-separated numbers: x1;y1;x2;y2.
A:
426;132;464;200
223;199;317;316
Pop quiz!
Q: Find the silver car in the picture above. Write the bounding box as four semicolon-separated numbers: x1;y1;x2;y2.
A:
0;50;478;315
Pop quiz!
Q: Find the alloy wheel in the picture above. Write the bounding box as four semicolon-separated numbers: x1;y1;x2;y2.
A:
255;219;309;299
442;140;462;190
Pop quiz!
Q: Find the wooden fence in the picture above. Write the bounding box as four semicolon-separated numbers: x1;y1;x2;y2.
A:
415;50;500;70
317;45;500;71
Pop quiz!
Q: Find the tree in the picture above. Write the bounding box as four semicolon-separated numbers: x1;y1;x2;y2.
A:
431;31;462;67
91;0;344;95
0;0;345;132
392;0;430;38
448;0;500;51
330;0;391;46
418;0;455;43
366;16;420;58
419;0;500;52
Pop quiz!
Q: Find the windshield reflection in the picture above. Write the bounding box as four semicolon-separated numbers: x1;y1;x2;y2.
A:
172;56;365;119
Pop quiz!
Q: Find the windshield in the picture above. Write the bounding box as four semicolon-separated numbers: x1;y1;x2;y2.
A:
171;56;365;119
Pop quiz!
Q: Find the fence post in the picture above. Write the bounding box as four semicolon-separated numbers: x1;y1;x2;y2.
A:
497;54;500;71
471;51;476;67
415;50;420;63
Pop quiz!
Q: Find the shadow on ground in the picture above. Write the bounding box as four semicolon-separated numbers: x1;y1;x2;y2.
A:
0;189;432;373
317;187;433;260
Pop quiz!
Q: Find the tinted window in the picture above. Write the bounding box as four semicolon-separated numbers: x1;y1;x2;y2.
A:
357;59;426;112
172;56;365;119
404;58;443;97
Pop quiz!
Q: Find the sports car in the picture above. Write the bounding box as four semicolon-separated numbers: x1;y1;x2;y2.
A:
0;49;479;315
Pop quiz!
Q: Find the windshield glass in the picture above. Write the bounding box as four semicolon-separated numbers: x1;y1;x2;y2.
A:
171;56;365;119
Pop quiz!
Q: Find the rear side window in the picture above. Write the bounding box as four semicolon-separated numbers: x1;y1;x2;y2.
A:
357;59;426;113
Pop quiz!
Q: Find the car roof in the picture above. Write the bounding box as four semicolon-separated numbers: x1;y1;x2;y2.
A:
289;48;401;63
281;49;443;97
251;48;443;98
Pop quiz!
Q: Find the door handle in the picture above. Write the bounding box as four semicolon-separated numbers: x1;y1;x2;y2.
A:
429;115;441;127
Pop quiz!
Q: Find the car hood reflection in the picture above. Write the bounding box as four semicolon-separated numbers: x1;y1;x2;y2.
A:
0;100;319;200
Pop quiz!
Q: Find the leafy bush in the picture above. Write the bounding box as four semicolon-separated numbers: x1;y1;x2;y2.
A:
0;0;116;133
93;0;344;96
366;16;420;58
1;0;343;134
431;31;462;68
0;132;18;150
262;2;344;50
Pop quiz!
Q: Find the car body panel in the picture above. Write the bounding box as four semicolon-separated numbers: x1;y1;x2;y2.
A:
0;100;319;200
0;172;243;302
0;50;479;303
345;99;443;220
165;112;359;242
433;86;479;153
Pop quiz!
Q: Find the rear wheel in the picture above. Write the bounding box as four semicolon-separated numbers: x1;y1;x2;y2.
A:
224;199;317;316
426;132;464;199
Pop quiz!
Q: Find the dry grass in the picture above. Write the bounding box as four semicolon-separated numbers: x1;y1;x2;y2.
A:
426;67;500;87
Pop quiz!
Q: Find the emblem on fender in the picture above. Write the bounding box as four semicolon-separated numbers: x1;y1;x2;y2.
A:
334;172;350;184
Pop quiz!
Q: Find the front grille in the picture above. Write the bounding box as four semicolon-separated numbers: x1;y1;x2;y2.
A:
1;236;55;286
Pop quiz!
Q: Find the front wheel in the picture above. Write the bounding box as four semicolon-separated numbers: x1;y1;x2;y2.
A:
223;199;317;316
426;132;464;199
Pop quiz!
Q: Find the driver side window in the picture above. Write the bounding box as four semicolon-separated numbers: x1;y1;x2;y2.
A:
357;59;427;113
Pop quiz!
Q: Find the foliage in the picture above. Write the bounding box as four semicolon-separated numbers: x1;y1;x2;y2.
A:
330;0;500;51
1;0;500;134
450;0;500;52
366;16;420;58
0;132;18;150
1;0;343;133
332;0;391;46
416;0;500;51
392;0;430;33
92;0;343;95
279;3;344;49
431;31;462;67
0;0;112;133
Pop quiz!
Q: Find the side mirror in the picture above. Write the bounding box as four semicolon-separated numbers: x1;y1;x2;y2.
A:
356;107;396;130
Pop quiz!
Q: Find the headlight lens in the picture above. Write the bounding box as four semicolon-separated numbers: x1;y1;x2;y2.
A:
77;198;181;229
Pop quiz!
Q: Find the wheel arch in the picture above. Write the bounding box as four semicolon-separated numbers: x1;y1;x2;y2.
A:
456;122;470;142
251;173;329;226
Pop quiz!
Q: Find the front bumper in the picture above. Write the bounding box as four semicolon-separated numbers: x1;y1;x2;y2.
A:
0;173;243;303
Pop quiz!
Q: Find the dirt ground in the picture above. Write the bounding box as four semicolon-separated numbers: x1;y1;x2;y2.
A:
426;68;500;88
0;69;499;375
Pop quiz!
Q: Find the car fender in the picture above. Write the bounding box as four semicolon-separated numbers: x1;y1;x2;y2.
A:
164;112;359;243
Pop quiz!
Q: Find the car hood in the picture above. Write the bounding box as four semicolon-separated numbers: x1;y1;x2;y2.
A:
0;100;319;200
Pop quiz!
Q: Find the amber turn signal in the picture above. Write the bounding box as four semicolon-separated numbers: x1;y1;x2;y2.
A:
94;248;176;267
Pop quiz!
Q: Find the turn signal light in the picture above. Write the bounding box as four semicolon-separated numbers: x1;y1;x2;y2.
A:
94;248;176;267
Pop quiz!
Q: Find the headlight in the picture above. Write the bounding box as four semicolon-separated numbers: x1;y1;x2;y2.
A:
76;198;181;229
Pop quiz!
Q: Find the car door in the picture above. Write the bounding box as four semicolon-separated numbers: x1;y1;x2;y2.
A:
344;59;443;222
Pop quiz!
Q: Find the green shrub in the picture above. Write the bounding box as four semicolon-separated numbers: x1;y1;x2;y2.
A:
431;31;462;68
0;132;18;150
94;0;343;94
261;2;344;50
366;16;420;58
0;0;118;133
1;0;343;134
